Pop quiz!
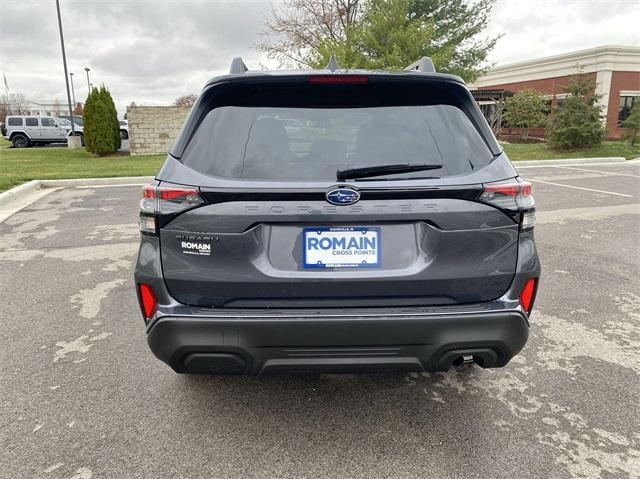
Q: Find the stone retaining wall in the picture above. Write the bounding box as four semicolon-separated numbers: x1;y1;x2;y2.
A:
127;106;190;156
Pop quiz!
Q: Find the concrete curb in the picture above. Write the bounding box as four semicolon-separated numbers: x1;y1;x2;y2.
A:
0;180;43;208
511;157;626;167
40;176;154;188
0;176;153;223
0;181;55;223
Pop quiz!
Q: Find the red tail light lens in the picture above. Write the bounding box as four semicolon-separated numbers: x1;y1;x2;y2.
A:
139;183;204;234
138;283;157;319
308;75;369;85
479;179;535;229
519;278;538;315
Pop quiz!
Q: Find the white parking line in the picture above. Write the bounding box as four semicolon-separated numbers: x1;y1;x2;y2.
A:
516;162;638;169
553;166;640;178
529;179;633;197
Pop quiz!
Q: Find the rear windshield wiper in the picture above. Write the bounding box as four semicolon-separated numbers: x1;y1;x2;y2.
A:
336;163;443;181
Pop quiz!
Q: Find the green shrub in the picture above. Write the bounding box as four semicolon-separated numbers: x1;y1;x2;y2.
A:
503;89;546;140
84;85;120;156
621;105;640;146
547;75;605;150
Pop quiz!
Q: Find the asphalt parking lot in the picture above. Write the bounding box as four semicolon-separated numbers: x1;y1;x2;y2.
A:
1;161;639;479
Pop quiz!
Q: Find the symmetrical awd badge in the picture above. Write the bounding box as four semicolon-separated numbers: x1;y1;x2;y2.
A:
326;186;361;205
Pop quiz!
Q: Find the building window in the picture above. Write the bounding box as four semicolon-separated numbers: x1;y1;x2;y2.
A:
618;96;636;125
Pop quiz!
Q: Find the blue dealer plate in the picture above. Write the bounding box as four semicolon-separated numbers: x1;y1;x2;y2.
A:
302;227;380;269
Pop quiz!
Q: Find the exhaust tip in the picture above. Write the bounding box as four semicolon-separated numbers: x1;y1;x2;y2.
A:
437;348;501;370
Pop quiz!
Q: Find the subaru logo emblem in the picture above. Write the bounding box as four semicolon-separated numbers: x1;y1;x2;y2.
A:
326;186;360;205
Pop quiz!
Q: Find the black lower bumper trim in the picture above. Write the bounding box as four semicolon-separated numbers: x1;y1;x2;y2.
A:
147;310;529;375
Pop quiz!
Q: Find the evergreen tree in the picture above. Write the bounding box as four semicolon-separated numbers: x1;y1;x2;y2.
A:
84;85;120;156
547;75;605;150
259;0;498;81
101;86;121;151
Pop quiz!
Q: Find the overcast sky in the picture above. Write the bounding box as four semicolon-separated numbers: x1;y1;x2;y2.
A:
1;0;639;115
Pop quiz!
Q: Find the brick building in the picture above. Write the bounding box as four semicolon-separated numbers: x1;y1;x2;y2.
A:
469;45;640;139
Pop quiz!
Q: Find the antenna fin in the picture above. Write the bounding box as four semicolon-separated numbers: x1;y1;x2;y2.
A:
405;57;436;73
230;57;248;74
325;55;340;72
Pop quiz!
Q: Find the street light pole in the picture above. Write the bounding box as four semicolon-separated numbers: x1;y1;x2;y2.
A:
55;0;74;135
69;72;76;112
84;67;91;94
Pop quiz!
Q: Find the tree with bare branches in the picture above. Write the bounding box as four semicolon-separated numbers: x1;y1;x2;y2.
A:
0;92;28;120
174;94;198;108
258;0;365;68
258;0;499;81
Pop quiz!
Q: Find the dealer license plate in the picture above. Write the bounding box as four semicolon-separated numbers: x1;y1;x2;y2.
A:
302;227;380;269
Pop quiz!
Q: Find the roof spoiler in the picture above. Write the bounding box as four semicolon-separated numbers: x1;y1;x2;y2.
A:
229;57;248;74
405;57;436;73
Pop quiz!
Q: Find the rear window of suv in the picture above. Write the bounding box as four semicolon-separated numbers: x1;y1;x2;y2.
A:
178;77;497;181
182;105;493;181
7;117;23;126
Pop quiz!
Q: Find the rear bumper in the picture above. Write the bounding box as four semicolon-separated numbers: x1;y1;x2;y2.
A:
146;309;529;375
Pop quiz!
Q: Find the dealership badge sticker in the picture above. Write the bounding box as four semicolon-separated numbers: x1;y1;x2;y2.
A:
181;241;211;256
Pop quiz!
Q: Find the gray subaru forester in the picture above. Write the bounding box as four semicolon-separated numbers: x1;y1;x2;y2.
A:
134;57;540;376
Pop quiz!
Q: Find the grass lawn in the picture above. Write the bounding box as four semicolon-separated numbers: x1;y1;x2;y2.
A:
2;136;638;192
501;140;640;161
0;138;165;191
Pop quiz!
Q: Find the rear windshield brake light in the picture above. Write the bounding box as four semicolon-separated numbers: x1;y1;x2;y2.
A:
308;75;369;85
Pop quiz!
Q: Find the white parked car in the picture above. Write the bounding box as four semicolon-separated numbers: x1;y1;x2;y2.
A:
3;115;80;147
119;120;129;140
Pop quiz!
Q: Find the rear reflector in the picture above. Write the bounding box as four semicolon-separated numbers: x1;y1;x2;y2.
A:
519;278;537;315
138;283;157;320
308;75;369;85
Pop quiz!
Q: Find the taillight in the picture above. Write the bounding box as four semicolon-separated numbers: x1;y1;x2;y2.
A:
139;183;204;234
308;75;369;85
519;278;538;315
137;283;157;320
479;179;536;230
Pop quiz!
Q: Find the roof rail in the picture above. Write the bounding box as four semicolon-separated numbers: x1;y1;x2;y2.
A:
405;57;435;73
229;57;248;74
325;55;340;72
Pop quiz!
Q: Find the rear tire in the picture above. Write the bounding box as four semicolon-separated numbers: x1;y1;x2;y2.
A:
120;129;129;140
11;134;29;148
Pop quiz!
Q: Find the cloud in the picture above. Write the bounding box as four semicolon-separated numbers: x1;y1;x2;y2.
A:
486;0;640;65
1;0;271;112
1;0;638;114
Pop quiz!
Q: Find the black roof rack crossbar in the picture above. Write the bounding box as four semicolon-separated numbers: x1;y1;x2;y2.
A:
230;57;248;74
